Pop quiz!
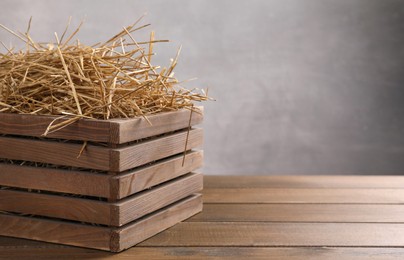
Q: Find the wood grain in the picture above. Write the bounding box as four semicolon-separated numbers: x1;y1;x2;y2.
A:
0;194;202;252
114;128;203;172
4;175;404;258
0;112;112;142
140;222;404;247
189;204;404;223
0;151;202;199
124;247;404;260
0;213;111;251
202;188;404;204
115;194;203;252
204;175;404;189
0;173;202;226
0;129;202;171
0;189;112;225
0;136;111;170
113;151;203;199
0;107;203;144
116;172;203;226
0;163;111;197
112;107;204;144
1;247;404;260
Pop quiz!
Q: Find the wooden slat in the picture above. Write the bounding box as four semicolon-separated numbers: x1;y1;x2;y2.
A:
1;247;404;260
0;173;202;226
0;136;111;170
202;188;404;204
116;173;203;226
0;163;111;197
115;194;203;252
0;189;112;225
0;214;112;251
0;129;202;171
115;128;203;172
0;112;112;142
129;247;404;260
189;204;404;223
114;151;203;199
204;175;404;189
140;222;404;247
0;194;202;252
112;107;204;144
0;107;203;144
0;151;203;199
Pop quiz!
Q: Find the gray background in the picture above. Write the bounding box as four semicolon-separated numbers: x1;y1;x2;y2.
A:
1;0;404;175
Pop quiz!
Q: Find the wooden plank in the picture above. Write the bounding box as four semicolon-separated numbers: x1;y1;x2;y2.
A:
0;173;202;226
0;107;203;144
0;129;202;171
0;214;111;251
0;136;111;170
124;247;404;260
202;188;404;204
140;222;404;247
116;173;203;226
1;247;404;260
0;163;111;197
0;189;112;225
115;194;203;252
204;175;404;189
189;204;404;223
114;128;203;172
0;112;112;142
114;151;203;199
0;194;202;252
0;151;203;199
112;107;204;144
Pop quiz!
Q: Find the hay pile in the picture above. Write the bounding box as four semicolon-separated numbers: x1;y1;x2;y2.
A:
0;17;208;134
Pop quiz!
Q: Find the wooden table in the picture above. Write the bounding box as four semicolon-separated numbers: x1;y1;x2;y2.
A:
2;175;404;259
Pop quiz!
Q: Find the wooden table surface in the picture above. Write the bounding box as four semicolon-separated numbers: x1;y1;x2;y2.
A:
2;175;404;259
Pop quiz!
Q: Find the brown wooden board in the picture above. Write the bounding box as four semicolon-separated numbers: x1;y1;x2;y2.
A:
0;163;111;197
110;107;204;144
0;107;203;144
114;194;203;252
189;204;404;223
0;194;203;252
204;175;404;189
139;222;404;247
0;128;203;171
0;173;203;226
112;150;203;200
114;128;203;172
2;246;404;260
0;151;203;199
202;188;404;204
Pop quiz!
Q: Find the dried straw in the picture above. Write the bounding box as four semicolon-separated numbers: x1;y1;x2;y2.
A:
0;18;209;135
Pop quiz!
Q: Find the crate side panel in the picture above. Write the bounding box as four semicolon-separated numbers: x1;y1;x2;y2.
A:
116;172;203;226
113;107;204;144
116;150;203;199
116;128;203;172
115;194;203;252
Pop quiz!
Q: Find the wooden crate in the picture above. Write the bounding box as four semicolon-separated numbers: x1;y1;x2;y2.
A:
0;108;204;251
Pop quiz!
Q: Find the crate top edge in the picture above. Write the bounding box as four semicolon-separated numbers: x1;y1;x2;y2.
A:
0;106;203;144
0;106;203;124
